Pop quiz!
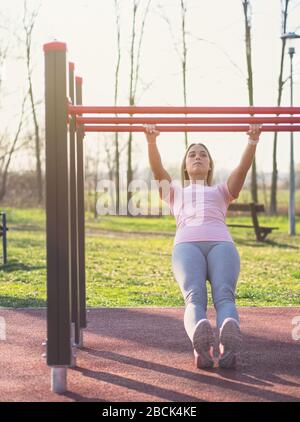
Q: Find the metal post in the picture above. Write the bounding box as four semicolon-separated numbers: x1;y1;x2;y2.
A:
51;368;67;394
76;76;87;341
43;41;72;393
69;62;81;351
289;48;296;236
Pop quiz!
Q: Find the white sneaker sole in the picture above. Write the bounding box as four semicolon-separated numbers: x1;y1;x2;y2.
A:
192;319;214;369
219;319;242;369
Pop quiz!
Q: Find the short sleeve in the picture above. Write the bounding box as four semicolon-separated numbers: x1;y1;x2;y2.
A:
218;181;239;205
159;180;182;212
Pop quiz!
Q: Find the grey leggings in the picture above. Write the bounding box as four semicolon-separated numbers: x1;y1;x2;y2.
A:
172;241;240;342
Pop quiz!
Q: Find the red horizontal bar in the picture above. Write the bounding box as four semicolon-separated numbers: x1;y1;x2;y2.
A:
77;116;300;125
83;125;300;133
69;105;300;115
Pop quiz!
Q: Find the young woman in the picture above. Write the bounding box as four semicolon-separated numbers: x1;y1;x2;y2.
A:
144;123;261;369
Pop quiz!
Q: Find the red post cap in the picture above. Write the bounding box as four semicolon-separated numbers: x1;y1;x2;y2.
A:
76;76;83;85
69;62;75;71
43;41;67;52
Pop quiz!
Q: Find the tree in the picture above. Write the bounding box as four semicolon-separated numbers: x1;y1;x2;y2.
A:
0;96;27;201
0;13;29;202
157;0;189;149
180;0;188;149
242;0;258;203
22;0;43;204
270;0;291;215
0;23;9;100
84;141;102;218
127;0;152;215
114;0;122;215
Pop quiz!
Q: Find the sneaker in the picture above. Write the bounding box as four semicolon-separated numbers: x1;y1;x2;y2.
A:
218;318;242;369
192;319;214;369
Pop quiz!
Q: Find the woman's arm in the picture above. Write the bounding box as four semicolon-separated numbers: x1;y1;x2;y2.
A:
144;125;171;183
227;124;261;199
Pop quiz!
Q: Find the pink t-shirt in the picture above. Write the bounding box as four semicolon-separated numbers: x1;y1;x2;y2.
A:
161;180;238;246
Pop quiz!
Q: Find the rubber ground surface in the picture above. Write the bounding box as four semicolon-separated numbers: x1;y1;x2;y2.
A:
0;307;299;402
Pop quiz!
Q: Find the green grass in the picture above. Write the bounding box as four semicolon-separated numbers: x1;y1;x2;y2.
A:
0;207;299;308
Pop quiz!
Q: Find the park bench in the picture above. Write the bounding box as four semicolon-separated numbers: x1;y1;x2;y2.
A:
226;202;279;242
0;212;8;264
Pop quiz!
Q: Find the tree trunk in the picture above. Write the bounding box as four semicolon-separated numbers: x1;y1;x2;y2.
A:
28;71;43;204
242;0;257;202
127;1;152;216
270;0;290;215
127;129;133;216
23;1;43;204
93;171;98;220
181;0;188;150
114;0;121;215
127;2;137;216
260;170;269;212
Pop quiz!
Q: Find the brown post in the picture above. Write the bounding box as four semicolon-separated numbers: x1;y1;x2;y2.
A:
43;41;72;376
69;62;81;347
76;76;87;330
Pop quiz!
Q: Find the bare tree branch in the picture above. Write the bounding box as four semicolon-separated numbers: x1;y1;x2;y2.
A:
23;0;43;203
187;32;246;79
155;4;182;61
133;0;152;98
136;77;155;103
0;93;28;200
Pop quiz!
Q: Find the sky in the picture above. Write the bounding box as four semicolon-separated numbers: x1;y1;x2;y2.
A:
1;0;300;176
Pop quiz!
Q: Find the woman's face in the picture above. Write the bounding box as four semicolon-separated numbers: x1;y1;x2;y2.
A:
185;144;211;182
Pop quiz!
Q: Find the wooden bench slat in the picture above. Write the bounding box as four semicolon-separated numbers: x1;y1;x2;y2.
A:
226;224;255;228
227;224;279;230
228;203;265;212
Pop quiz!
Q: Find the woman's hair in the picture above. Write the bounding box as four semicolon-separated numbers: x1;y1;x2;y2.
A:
181;143;214;188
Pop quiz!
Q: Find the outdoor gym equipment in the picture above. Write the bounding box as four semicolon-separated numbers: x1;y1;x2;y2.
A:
43;41;300;393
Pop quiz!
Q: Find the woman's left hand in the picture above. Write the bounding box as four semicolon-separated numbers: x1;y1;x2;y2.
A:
247;124;262;141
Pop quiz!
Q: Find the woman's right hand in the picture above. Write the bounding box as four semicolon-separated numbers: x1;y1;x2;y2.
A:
143;124;160;144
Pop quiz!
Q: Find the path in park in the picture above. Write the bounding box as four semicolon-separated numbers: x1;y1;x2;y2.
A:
0;307;299;402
